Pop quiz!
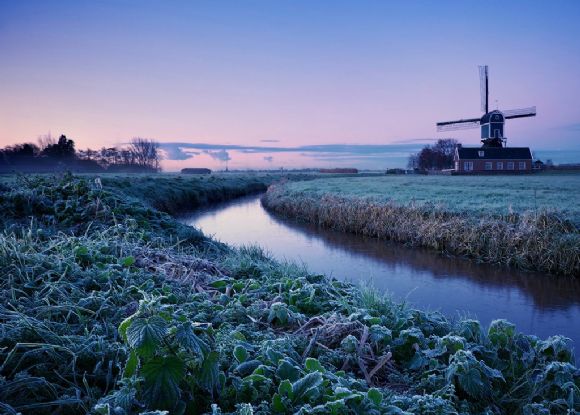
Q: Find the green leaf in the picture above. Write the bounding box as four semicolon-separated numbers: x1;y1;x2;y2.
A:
234;345;249;363
198;351;220;393
121;256;135;267
367;388;383;405
126;316;167;356
291;372;323;403
243;373;269;383
278;379;293;398
209;279;230;289
118;315;135;343
458;368;486;399
141;355;185;409
174;322;208;356
75;246;89;256
276;359;301;381
235;360;262;377
488;319;515;348
304;358;325;373
271;393;286;413
123;350;139;378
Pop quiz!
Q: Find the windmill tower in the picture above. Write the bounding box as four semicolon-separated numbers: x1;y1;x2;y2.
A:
436;66;536;148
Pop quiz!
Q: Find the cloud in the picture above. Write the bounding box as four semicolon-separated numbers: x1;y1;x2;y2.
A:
158;141;428;169
159;141;426;158
260;139;279;143
160;145;197;160
204;149;231;162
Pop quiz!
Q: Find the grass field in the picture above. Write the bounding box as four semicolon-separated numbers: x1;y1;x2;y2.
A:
285;172;580;224
263;172;580;276
1;173;578;414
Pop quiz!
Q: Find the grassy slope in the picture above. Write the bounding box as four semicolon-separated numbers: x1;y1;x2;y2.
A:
0;174;578;415
262;173;580;276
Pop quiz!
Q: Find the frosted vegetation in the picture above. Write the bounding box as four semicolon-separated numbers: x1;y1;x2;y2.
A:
285;173;580;224
0;174;578;414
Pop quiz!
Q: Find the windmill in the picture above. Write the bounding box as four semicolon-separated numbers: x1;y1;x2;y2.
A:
436;66;536;148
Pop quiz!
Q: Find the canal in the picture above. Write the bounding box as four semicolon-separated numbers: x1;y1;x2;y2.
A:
179;194;580;351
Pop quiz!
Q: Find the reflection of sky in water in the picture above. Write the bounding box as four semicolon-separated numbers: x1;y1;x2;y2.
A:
180;195;580;353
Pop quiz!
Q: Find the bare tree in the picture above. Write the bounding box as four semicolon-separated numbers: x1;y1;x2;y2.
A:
129;138;160;170
37;133;56;151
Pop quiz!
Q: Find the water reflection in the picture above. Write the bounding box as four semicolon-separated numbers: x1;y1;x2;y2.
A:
179;195;580;350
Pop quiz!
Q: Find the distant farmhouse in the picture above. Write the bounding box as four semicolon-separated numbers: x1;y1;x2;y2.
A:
181;168;211;174
437;65;536;174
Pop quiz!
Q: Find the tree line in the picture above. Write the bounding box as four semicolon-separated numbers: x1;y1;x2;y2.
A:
0;135;161;173
408;138;459;171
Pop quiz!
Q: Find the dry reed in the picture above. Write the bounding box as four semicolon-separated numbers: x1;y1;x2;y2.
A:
262;185;580;276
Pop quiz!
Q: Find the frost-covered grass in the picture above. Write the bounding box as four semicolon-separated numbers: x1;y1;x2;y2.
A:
285;172;580;224
262;174;580;276
0;174;578;414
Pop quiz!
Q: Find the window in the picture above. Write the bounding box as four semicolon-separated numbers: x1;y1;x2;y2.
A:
507;162;514;170
484;162;493;170
478;151;484;157
519;162;526;170
497;162;503;170
464;161;473;171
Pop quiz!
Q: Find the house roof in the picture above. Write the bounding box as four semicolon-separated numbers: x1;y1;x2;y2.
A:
457;147;532;160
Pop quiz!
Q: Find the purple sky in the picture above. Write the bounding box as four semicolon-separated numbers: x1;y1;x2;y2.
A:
1;1;579;169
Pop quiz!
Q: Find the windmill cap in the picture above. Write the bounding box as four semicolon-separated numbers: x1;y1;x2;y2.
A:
480;110;504;124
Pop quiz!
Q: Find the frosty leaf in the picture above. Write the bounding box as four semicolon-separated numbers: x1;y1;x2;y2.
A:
304;358;325;373
291;372;323;403
174;322;208;356
123;350;139;378
141;355;185;409
198;351;220;393
276;359;301;381
234;345;249;363
126;316;167;356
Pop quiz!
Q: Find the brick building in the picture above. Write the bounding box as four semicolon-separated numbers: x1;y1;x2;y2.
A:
454;146;532;173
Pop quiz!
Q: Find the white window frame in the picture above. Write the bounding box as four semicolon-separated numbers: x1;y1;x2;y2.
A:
463;161;473;171
507;162;514;170
484;162;493;170
478;151;484;157
497;162;503;170
519;162;526;170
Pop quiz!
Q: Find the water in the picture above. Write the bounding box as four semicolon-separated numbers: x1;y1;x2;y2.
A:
179;194;580;352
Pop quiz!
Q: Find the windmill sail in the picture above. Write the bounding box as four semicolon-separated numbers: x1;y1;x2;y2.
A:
436;118;480;132
479;65;488;113
502;106;536;119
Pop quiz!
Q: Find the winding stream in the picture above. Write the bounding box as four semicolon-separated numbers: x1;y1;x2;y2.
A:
179;194;580;352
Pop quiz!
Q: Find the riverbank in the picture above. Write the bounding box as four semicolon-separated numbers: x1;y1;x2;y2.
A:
261;175;580;276
1;174;578;414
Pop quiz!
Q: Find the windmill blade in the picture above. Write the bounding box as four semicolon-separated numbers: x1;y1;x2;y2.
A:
502;106;536;119
437;118;480;132
479;65;489;113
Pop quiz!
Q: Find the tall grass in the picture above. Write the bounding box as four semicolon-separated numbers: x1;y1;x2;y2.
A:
262;184;580;276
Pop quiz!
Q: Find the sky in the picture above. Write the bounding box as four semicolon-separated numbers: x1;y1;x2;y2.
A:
1;0;579;170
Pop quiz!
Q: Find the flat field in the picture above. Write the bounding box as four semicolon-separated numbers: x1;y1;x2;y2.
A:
285;172;580;223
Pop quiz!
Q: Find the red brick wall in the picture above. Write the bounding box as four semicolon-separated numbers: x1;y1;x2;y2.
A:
457;159;531;172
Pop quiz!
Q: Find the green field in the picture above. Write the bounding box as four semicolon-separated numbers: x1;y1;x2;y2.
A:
285;172;580;223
